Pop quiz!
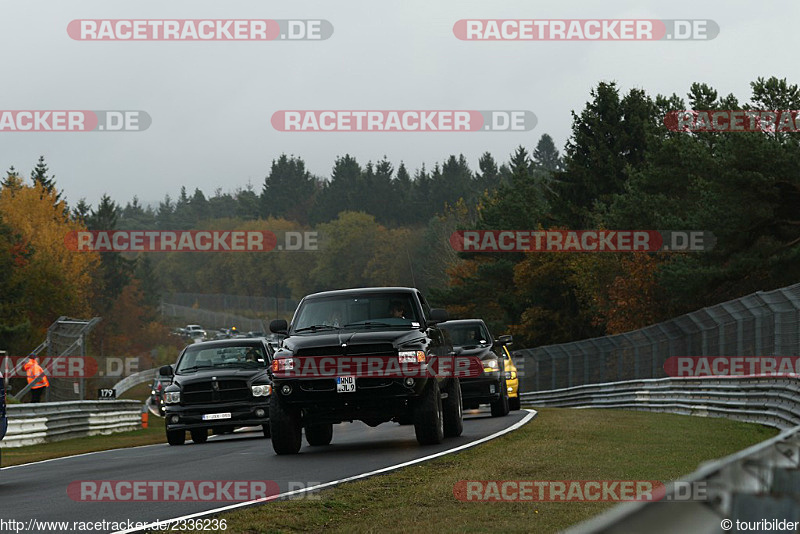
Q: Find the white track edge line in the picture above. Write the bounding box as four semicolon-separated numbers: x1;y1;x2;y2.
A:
112;409;538;534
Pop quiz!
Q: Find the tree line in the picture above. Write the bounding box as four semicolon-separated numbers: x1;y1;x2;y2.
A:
1;76;797;357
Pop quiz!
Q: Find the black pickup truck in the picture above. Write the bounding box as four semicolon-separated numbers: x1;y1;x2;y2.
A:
161;338;274;445
439;319;511;417
268;287;465;454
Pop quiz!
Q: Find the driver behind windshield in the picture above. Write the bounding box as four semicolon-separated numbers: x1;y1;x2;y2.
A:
244;348;261;362
389;300;406;319
323;308;343;327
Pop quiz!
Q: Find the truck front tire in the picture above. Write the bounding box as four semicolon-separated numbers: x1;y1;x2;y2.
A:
414;380;444;445
270;393;302;454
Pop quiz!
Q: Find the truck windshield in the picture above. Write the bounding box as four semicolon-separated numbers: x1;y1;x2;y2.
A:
441;323;492;348
292;293;420;332
176;345;268;374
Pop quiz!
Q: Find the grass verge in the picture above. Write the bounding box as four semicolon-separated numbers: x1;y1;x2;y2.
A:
158;408;776;534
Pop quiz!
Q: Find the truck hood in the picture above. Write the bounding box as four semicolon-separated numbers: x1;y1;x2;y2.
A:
170;367;270;388
280;329;428;355
455;346;497;361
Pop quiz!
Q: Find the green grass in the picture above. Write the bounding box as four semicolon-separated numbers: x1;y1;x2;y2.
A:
154;408;776;534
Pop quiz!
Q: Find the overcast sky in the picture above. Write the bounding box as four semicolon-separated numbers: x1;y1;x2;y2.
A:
1;0;796;207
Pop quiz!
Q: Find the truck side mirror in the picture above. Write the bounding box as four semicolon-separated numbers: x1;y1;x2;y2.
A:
159;365;174;377
496;335;513;346
270;319;288;335
428;308;449;325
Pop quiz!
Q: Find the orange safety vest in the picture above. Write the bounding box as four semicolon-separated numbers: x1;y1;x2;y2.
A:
24;358;50;389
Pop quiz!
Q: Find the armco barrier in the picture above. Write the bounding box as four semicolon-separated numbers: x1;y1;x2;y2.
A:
0;400;142;448
514;282;800;392
520;375;800;430
113;368;159;397
520;377;800;532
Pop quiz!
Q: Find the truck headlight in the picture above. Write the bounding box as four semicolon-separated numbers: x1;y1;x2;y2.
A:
483;359;499;373
398;350;426;363
251;384;272;397
165;391;181;404
271;358;294;372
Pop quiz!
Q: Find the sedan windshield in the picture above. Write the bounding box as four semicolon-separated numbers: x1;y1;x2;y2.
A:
176;345;268;374
292;293;420;332
441;323;491;348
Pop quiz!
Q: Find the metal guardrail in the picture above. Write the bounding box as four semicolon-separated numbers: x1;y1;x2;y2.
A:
0;400;142;448
519;377;800;532
160;302;267;333
521;376;800;430
164;292;298;317
515;282;800;392
113;368;159;397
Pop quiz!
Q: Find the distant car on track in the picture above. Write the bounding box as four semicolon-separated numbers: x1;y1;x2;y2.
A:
150;374;172;416
184;324;207;341
440;319;512;416
161;338;274;445
504;347;520;411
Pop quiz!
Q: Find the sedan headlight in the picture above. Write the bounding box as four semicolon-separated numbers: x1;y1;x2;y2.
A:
251;384;272;397
164;391;181;404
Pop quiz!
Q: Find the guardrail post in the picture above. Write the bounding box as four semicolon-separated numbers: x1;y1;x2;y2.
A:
567;350;573;388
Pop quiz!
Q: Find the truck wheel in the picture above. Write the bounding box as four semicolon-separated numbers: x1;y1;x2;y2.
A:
262;424;271;438
305;423;333;446
414;379;444;445
270;393;302;454
191;428;208;443
490;391;510;417
509;396;521;411
166;429;185;446
442;378;463;437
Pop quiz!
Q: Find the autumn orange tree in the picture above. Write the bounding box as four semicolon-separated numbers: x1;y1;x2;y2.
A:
0;178;100;351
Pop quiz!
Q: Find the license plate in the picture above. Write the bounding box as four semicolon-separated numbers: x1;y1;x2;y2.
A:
202;412;231;421
336;376;356;393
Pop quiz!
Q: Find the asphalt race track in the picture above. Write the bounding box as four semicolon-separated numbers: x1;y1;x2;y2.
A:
0;408;535;533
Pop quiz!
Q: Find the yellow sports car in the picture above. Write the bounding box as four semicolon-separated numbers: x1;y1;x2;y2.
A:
501;344;520;411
